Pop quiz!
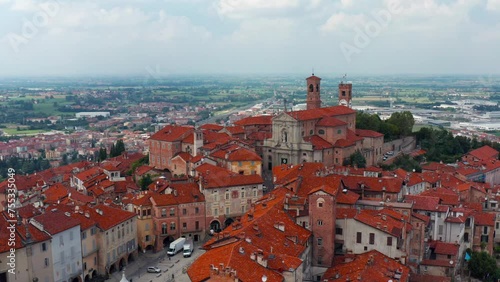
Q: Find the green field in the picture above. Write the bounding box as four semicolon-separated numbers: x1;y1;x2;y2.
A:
1;128;50;136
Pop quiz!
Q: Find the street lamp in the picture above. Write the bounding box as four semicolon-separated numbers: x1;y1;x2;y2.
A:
262;275;267;282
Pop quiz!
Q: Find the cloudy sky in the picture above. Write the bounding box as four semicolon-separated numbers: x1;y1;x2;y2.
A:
0;0;499;76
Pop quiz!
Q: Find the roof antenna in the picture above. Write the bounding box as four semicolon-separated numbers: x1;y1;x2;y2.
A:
312;67;314;76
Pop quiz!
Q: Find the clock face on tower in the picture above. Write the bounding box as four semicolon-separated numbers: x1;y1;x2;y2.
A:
339;99;348;106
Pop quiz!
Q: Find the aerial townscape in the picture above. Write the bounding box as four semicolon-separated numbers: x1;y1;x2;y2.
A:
1;1;500;282
2;73;500;282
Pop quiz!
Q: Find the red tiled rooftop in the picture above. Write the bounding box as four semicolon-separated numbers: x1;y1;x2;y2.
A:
322;250;410;282
31;209;80;235
234;115;273;126
199;123;224;131
316;116;347;127
286;105;355;121
466;145;499;161
303;135;333;150
355;129;384;138
149;125;194;142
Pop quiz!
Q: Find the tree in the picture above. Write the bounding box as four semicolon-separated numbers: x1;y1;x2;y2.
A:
115;139;125;156
345;150;366;168
469;251;500;282
386;111;415;137
98;147;107;162
139;174;153;191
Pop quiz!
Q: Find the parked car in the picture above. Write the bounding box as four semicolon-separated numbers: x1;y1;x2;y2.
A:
147;266;161;273
386;151;394;156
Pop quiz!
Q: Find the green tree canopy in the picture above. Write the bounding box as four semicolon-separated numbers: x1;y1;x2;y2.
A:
469;251;500;282
345;150;367;168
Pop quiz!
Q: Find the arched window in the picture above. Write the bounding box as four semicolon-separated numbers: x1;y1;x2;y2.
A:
318;129;325;135
162;223;167;234
309;84;314;92
317;198;325;208
316;84;320;92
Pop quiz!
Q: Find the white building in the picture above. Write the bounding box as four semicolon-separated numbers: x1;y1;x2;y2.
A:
31;209;83;282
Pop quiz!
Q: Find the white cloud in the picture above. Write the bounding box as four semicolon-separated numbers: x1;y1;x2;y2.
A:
487;0;500;11
216;0;301;19
320;13;367;32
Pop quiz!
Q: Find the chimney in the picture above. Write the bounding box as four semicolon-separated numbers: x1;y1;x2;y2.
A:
250;252;256;261
256;253;267;267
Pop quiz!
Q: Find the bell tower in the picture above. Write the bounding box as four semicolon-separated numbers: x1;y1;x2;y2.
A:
338;79;353;108
306;74;321;110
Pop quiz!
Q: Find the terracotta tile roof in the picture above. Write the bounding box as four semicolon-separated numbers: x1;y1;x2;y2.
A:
68;190;94;204
74;166;103;182
100;162;119;171
474;212;495;226
346;129;364;142
150;193;177;206
354;209;410;237
191;155;203;163
322;250;410;282
456;167;481;177
43;183;69;204
210;145;262;162
182;132;194;144
174;152;193;162
467;145;499;161
421;162;456;173
131;191;155;206
169;182;205;204
17;222;52;244
410;149;427;157
0;216;24;252
106;152;145;173
202;131;233;146
15;204;43;220
355;129;384;138
188;241;283;282
224;125;245;135
272;163;325;186
336;189;360;205
150;125;194;142
316;116;347;127
286;105;355;121
199;123;224;131
0;174;45;193
420;190;459;206
31;209;80;235
135;165;155;176
341;175;403;193
53;204;97;231
431;241;459;256
404;195;441;211
303;135;333;150
86;204;135;230
336;208;358;219
196;163;263;189
412;213;430;225
333;139;355;148
191;187;310;282
234;115;273;126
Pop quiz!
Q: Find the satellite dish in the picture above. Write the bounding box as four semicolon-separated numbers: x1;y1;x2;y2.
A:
449;260;454;265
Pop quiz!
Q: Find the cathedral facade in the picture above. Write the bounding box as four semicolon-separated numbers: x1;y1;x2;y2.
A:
262;75;384;170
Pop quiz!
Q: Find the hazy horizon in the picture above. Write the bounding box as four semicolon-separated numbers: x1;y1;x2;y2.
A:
1;0;500;77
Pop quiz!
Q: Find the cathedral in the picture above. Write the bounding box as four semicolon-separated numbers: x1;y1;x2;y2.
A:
261;74;384;169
